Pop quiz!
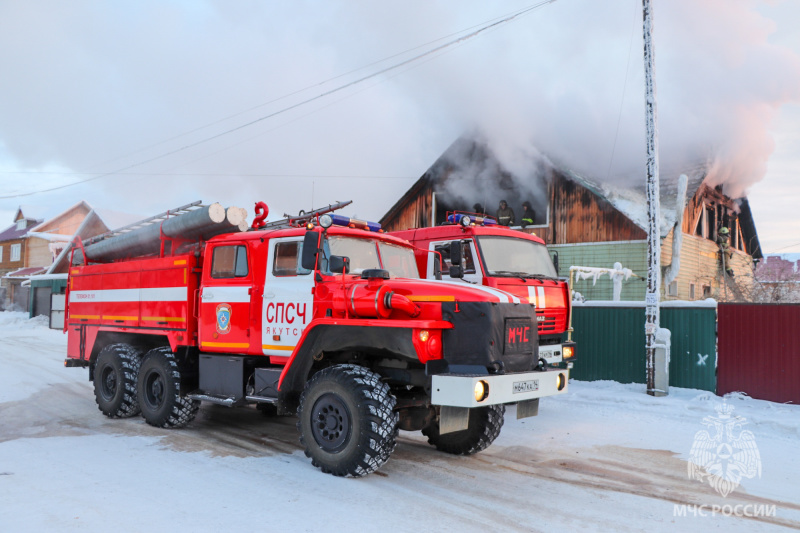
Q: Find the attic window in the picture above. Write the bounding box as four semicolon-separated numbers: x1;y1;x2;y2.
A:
16;219;25;231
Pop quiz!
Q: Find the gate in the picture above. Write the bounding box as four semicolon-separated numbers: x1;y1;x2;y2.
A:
567;302;717;392
717;303;800;404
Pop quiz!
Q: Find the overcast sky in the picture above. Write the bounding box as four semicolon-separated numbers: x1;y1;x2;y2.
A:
1;0;798;254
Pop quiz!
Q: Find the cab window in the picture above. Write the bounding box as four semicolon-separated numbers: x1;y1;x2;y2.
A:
435;240;477;275
211;245;249;278
273;241;311;277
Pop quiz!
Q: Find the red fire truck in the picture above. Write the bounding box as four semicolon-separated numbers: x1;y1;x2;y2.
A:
391;213;575;368
64;203;569;477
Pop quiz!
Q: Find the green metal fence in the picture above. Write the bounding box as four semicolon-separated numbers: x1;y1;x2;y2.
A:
565;303;717;392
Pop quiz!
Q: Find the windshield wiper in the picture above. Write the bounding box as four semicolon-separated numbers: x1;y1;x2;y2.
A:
525;273;560;281
489;270;529;280
490;271;558;282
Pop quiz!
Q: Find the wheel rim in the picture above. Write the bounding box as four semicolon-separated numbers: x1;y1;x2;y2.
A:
143;369;165;410
99;365;117;401
310;393;351;453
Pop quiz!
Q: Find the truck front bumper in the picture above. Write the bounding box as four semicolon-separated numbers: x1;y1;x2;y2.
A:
538;341;576;366
431;368;569;408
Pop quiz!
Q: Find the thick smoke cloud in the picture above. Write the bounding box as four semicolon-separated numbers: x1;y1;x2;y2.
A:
0;0;798;228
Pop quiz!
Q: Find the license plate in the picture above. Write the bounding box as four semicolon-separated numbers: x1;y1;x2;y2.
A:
513;380;539;394
504;318;533;354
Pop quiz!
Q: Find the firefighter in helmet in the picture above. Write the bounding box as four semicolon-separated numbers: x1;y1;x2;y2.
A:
717;226;734;277
496;200;515;226
520;201;536;228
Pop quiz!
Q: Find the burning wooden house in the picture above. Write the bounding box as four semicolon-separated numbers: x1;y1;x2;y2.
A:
381;137;762;301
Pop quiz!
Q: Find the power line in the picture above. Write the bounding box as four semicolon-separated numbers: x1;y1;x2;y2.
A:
0;0;557;200
79;4;554;173
604;0;639;181
766;241;800;254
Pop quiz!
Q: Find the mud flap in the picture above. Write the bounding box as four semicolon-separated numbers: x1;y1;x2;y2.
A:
439;405;470;434
516;398;539;419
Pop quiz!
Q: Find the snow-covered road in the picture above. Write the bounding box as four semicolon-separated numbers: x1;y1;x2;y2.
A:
1;312;798;532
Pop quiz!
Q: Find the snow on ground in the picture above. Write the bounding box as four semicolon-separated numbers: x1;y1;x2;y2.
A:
1;311;799;532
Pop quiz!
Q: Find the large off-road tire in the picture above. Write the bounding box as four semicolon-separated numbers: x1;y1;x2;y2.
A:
297;364;398;477
422;405;505;455
137;347;199;429
93;343;142;418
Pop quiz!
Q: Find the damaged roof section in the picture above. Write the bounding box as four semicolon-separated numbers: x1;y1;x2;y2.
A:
382;135;760;258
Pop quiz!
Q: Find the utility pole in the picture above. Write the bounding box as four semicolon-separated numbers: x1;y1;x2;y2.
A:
643;0;662;396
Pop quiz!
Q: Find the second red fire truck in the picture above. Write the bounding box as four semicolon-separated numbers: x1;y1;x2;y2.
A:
391;212;575;368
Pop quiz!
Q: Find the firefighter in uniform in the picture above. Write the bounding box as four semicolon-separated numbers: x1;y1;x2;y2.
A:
520;201;536;228
717;226;734;277
496;200;515;226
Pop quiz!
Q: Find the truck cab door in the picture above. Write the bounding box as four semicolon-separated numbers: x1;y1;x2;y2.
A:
199;243;253;353
262;237;314;358
428;239;483;284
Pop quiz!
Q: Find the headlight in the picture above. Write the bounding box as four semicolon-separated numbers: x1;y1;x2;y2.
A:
474;380;489;402
563;346;574;359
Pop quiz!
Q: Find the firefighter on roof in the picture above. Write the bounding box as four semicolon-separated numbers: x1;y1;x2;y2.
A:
496;200;515;227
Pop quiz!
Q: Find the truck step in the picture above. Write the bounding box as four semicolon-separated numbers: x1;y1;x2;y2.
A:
186;391;243;407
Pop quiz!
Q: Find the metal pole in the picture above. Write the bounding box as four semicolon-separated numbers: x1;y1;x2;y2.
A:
643;0;661;396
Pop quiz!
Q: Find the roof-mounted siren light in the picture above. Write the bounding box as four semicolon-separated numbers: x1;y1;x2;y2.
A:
328;214;382;232
447;213;497;226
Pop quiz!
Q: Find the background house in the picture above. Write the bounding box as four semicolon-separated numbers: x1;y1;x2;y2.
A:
381;136;762;301
1;201;141;316
0;207;45;309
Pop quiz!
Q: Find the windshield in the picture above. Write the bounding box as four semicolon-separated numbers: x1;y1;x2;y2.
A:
378;242;420;279
476;236;558;278
323;236;419;278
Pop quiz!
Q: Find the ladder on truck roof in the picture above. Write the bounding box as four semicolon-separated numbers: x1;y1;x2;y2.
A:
257;200;352;230
83;200;206;246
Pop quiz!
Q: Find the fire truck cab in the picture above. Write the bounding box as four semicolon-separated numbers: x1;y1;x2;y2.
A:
391;213;575;368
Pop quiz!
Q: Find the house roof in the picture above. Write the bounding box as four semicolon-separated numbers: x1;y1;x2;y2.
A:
28;200;92;234
383;135;760;254
0;219;42;242
15;205;50;222
3;266;47;279
559;164;708;238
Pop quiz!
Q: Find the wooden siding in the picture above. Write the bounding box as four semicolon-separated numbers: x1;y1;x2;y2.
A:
0;238;25;271
381;181;434;232
34;203;90;235
662;231;753;301
550;173;647;245
25;237;54;268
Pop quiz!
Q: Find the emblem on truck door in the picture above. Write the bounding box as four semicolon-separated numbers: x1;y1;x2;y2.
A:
216;303;232;334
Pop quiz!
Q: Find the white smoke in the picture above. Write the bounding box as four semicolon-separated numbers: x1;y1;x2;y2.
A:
0;0;798;226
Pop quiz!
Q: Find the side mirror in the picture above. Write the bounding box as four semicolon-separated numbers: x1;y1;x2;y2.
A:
301;231;319;271
329;255;350;274
449;240;462;266
449;265;464;279
551;251;559;274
